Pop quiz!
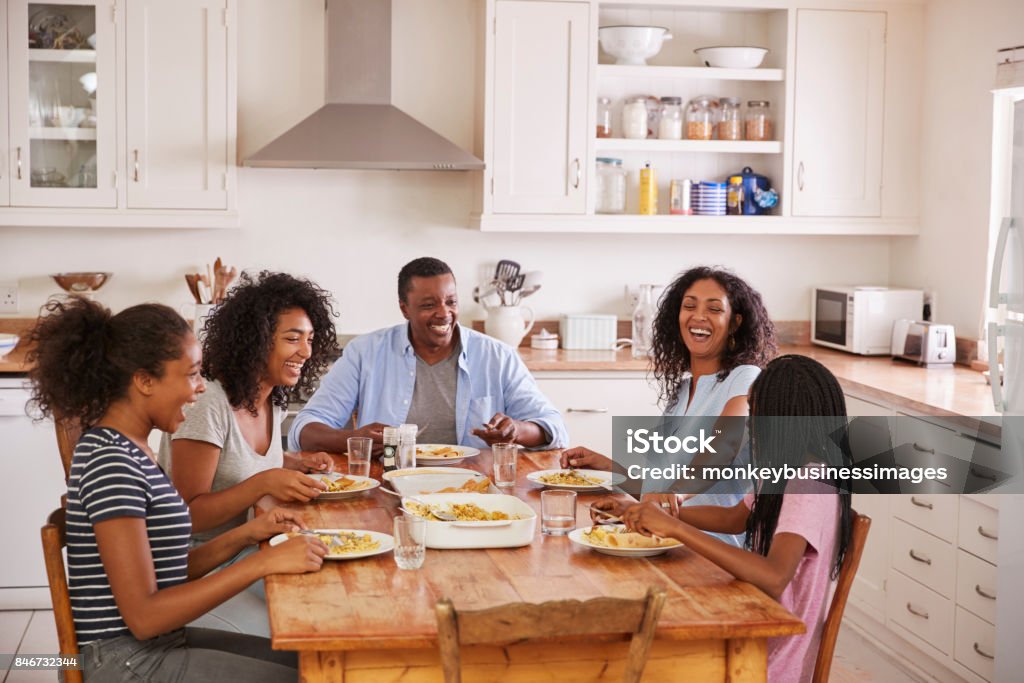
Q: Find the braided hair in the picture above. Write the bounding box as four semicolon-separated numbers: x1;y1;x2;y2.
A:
744;354;853;580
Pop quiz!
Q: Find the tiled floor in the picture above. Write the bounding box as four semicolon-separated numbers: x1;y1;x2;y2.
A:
1;610;932;682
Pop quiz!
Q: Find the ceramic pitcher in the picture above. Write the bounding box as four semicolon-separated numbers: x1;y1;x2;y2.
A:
484;304;536;348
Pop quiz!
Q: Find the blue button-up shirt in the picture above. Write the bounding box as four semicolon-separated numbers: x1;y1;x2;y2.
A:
288;323;568;451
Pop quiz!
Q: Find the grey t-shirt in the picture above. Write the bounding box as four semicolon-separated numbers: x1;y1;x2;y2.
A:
404;345;459;444
157;379;284;543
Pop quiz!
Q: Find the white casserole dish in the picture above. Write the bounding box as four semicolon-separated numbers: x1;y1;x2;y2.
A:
401;493;537;549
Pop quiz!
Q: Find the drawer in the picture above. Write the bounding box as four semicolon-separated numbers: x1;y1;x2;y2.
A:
890;519;956;598
886;568;953;655
956;550;997;624
892;494;958;543
955;607;996;681
958;437;1008;496
958;497;999;564
893;415;969;491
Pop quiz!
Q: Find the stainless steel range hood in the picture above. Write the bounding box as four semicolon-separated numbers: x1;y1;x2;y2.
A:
244;0;483;171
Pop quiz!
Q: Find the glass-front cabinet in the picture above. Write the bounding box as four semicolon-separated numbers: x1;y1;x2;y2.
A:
7;0;115;207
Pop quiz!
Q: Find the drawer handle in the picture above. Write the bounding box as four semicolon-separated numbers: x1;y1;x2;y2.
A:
969;465;998;482
975;584;996;600
566;408;609;414
906;603;929;619
572;158;581;189
911;442;935;454
910;496;933;510
908;549;932;565
977;525;998;541
973;643;995;660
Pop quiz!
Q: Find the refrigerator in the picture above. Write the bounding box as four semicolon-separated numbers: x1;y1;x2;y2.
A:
990;47;1024;683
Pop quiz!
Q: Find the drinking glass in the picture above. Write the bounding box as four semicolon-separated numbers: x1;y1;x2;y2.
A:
393;514;426;570
347;436;372;477
492;442;518;487
541;489;576;535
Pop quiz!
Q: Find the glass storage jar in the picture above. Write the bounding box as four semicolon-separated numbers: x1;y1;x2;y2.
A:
595;157;627;214
685;96;715;140
657;96;684;140
622;97;648;139
717;97;742;141
596;96;613;138
745;100;773;141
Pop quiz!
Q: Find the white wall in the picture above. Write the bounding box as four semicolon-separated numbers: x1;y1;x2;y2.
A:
0;0;892;332
890;0;1024;336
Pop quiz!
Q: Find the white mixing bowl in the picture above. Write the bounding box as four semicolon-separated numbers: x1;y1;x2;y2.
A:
694;46;769;69
599;26;673;66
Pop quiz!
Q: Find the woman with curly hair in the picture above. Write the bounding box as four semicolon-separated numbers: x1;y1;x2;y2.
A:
159;271;341;544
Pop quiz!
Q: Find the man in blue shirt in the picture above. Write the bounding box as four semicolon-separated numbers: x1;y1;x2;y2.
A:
289;257;568;453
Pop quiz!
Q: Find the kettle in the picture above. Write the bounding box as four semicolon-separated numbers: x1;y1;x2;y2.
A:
732;166;778;215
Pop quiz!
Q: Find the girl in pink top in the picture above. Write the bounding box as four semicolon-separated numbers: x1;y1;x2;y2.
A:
597;355;854;682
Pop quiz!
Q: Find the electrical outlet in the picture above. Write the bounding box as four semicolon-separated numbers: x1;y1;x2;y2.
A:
0;282;19;314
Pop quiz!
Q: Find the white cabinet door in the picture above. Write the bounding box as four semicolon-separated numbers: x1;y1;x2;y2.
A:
792;10;885;217
7;0;117;208
491;1;588;214
125;0;228;209
0;0;8;206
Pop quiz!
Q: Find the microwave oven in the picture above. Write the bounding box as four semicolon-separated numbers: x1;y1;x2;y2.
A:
811;286;924;355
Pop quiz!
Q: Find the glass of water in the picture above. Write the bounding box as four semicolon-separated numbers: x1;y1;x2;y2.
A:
541;489;577;535
492;442;518;487
393;514;426;570
346;437;373;477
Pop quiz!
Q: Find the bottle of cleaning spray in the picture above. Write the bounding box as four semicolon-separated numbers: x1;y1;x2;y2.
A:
639;162;657;215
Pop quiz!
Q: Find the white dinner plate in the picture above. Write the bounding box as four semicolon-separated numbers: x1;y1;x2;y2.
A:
309;473;380;500
269;529;394;560
414;444;481;465
526;469;626;491
568;525;681;557
382;466;480;481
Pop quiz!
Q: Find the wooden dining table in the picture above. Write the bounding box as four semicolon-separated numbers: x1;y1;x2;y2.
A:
257;449;804;683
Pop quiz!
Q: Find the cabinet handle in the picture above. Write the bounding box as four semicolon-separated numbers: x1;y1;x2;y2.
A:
797;161;805;191
911;442;935;454
977;525;998;540
571;158;581;189
969;465;998;482
905;603;929;619
908;549;932;565
973;643;995;660
975;584;996;600
16;147;22;180
910;496;933;510
567;408;608;414
133;149;140;182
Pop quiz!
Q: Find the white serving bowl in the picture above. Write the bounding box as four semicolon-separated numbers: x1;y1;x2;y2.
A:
599;26;673;66
0;334;18;359
694;46;769;69
79;72;97;95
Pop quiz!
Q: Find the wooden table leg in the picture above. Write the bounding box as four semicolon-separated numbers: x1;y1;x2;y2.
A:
726;638;767;683
299;651;344;683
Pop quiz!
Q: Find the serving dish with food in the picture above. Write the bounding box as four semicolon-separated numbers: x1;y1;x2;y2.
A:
399;493;536;549
569;524;682;557
414;444;480;464
269;529;394;560
310;473;379;500
526;468;625;491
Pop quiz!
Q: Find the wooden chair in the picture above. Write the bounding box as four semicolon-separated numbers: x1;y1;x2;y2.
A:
41;507;83;683
435;586;667;683
55;417;81;483
812;511;872;683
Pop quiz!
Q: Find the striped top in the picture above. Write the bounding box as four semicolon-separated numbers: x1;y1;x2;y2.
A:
66;427;192;645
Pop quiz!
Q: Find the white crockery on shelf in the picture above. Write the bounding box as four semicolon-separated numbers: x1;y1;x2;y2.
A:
599;26;673;66
694;46;769;69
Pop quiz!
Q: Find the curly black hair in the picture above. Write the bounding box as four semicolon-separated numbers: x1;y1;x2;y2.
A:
651;266;777;410
201;271;339;415
27;298;191;428
398;257;453;303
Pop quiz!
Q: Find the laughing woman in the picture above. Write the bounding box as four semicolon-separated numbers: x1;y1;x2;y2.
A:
28;299;326;682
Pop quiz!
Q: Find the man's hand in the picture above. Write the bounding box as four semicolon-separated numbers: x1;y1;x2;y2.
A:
471;412;519;445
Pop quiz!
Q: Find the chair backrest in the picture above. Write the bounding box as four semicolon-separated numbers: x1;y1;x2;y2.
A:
41;507;83;683
812;510;871;683
55;417;82;483
435;586;666;683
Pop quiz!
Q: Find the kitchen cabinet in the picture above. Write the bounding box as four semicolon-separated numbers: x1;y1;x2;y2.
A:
488;0;590;215
791;9;885;217
0;3;8;206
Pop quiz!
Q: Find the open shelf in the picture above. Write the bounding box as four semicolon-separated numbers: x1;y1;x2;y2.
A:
597;64;784;82
595;138;781;154
29;127;97;141
28;48;96;63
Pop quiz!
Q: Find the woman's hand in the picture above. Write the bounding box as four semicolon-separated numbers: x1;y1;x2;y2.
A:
242;508;306;544
259;468;328;502
291;451;335;474
621;501;684;539
258;535;328;576
559;446;612;471
589;497;630;523
640;492;681;516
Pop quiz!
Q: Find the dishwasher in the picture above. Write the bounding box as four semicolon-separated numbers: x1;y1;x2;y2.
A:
0;376;67;609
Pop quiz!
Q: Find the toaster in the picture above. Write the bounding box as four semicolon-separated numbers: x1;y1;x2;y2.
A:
891;320;956;367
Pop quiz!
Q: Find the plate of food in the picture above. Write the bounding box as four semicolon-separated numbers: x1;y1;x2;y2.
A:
310;473;379;500
399;493;536;548
414;444;480;464
270;529;393;560
526;469;625;491
569;524;682;557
